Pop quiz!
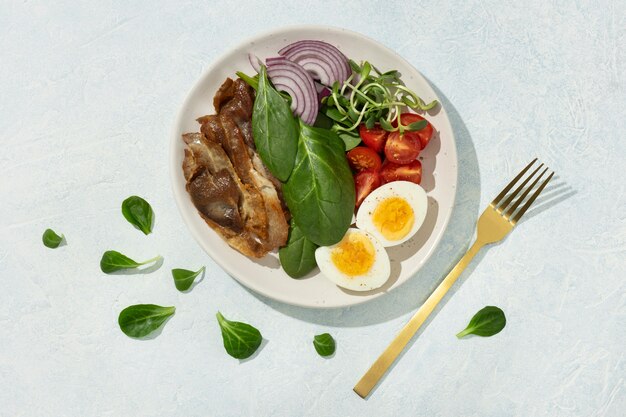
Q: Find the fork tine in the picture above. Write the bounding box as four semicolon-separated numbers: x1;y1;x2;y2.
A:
490;158;537;207
503;166;549;219
496;163;544;214
510;170;555;224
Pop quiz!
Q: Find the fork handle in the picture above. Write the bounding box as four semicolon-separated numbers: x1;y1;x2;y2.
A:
353;240;485;398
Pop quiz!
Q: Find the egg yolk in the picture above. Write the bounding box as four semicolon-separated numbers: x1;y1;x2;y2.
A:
331;233;375;277
372;197;415;241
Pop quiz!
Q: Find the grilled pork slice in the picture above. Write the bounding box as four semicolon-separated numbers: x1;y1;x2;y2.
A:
199;115;269;244
182;132;266;258
183;77;289;258
216;78;255;150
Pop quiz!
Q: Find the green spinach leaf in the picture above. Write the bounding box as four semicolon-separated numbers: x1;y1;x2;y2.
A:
118;304;175;338
338;131;361;151
313;333;336;357
100;250;162;274
171;266;205;291
283;122;355;246
252;66;299;181
405;120;428;132
235;71;259;90
216;312;262;359
121;196;154;235
278;222;318;278
42;228;64;248
456;306;506;338
312;109;334;130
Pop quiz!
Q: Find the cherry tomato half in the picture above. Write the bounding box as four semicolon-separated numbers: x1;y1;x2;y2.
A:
393;113;435;149
359;124;388;154
355;169;382;207
380;160;422;185
347;147;382;172
384;131;422;165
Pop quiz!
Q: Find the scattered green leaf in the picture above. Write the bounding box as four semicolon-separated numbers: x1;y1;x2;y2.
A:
456;306;506;338
100;250;162;274
279;222;318;278
118;304;175;338
121;196;154;235
171;266;205;291
216;312;263;359
313;333;336;357
42;229;64;248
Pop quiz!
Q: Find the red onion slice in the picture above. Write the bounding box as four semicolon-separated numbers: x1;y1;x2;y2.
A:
283;48;343;84
268;66;316;123
295;57;335;85
278;40;350;85
282;47;345;85
272;81;304;113
266;57;318;125
248;53;262;73
280;40;348;73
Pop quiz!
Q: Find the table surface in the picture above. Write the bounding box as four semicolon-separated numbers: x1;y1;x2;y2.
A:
1;1;624;416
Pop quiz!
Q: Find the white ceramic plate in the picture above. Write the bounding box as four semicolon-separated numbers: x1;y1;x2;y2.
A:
170;25;457;308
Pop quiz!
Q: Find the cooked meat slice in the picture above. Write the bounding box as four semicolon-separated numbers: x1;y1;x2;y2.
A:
182;132;268;258
212;78;235;113
248;153;290;248
199;116;269;243
199;114;288;250
219;79;256;149
188;168;243;232
250;152;291;220
183;77;291;258
201;115;254;183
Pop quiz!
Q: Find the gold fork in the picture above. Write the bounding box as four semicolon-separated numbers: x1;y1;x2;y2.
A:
354;159;554;398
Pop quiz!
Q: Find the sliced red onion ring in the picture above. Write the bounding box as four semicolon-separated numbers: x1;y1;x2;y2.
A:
281;46;345;85
266;57;318;125
284;48;342;84
273;82;304;113
278;40;350;85
248;53;262;73
267;64;315;122
294;57;335;85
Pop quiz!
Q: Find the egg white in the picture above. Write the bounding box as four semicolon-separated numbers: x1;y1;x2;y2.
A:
356;181;428;247
315;228;390;292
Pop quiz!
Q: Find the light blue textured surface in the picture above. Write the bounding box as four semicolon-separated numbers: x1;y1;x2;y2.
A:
0;1;624;416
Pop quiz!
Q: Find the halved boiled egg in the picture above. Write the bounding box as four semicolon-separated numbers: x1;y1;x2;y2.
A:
315;228;390;291
356;181;427;247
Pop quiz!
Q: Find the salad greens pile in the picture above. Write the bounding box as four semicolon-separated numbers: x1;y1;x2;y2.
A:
323;60;437;136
